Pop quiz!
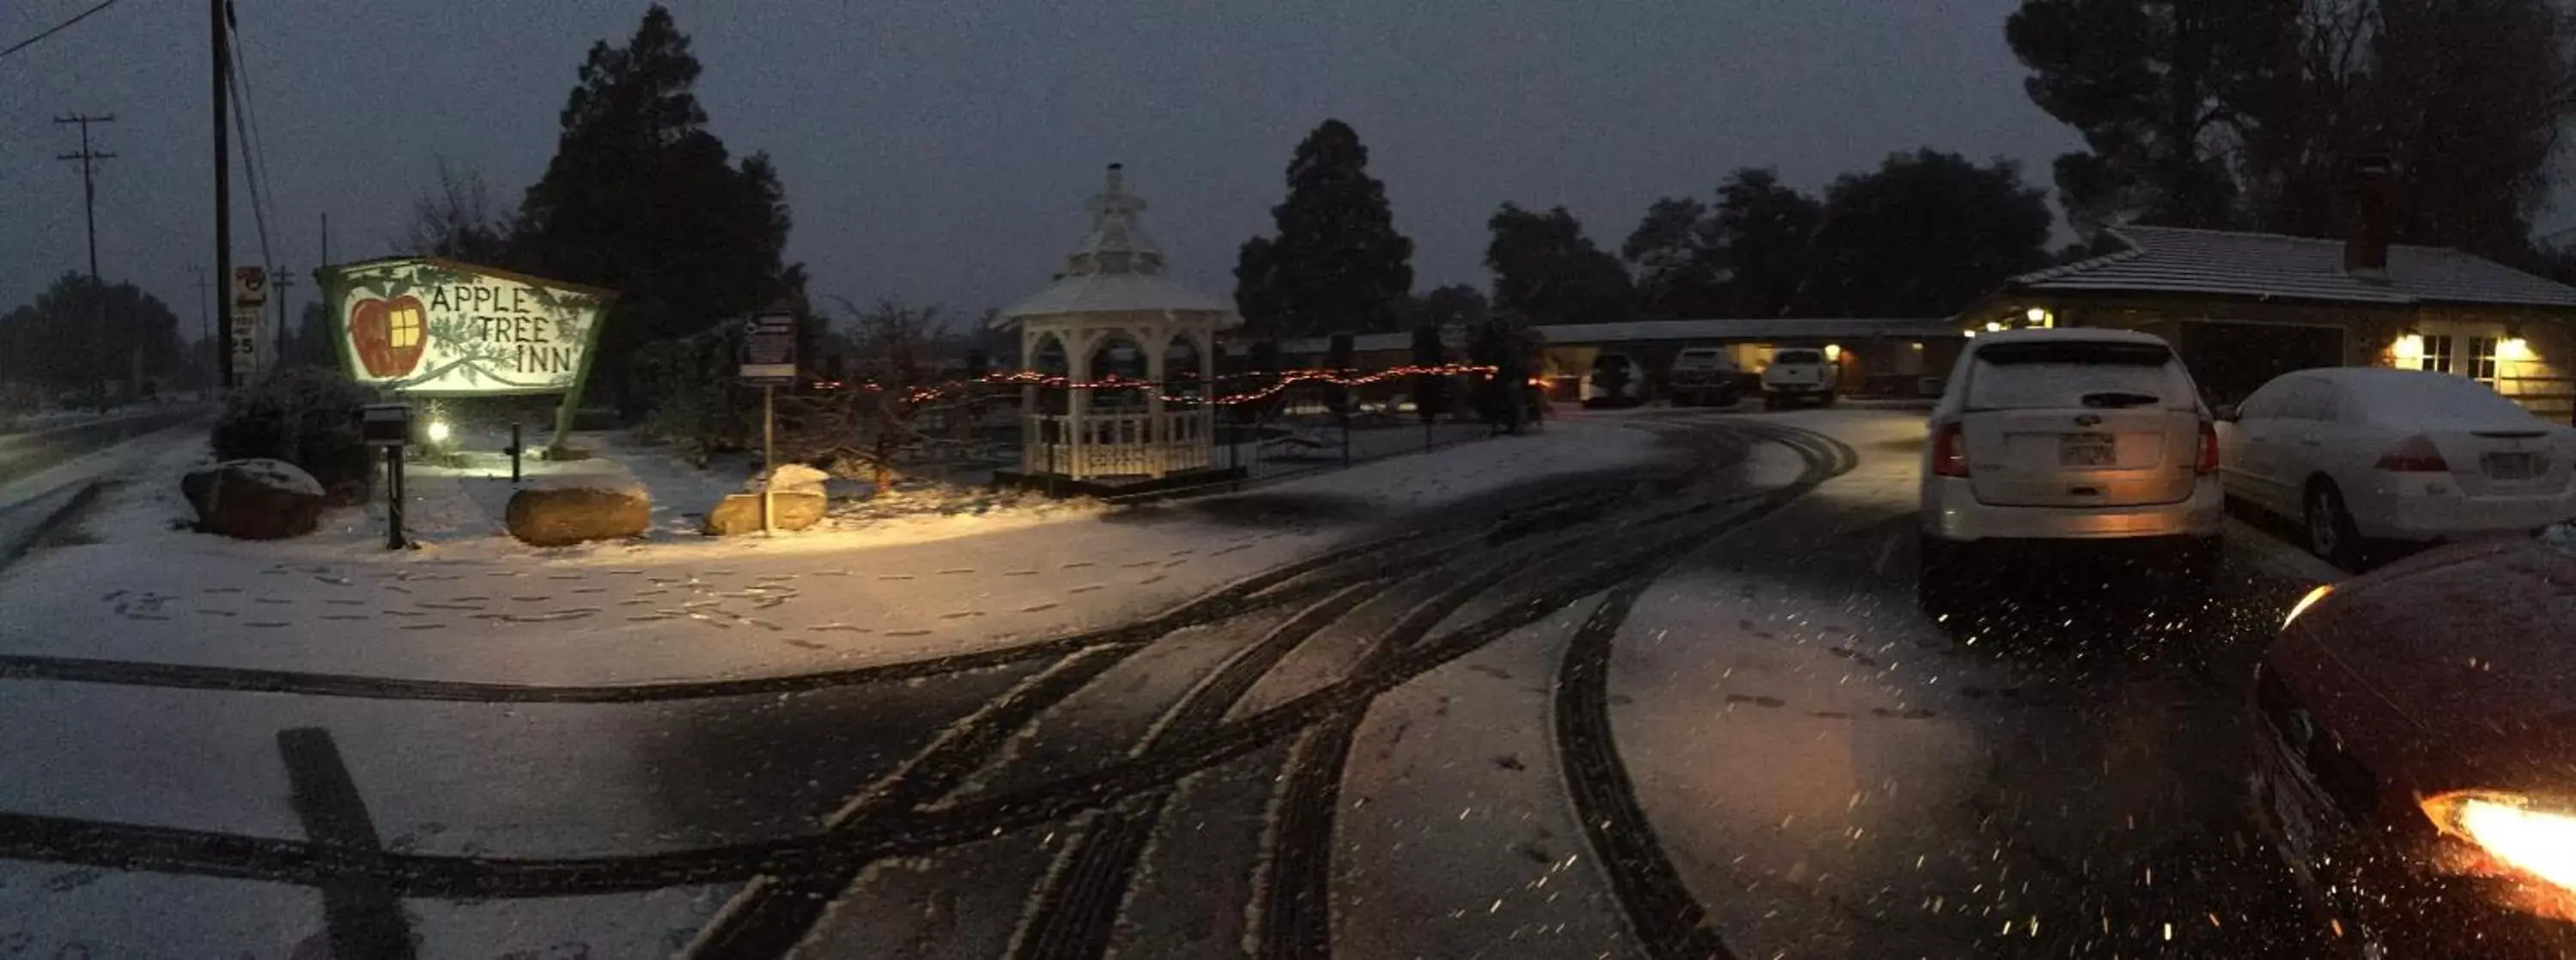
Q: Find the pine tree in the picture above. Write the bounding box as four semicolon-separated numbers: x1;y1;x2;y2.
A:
513;4;802;404
1233;119;1415;339
1484;204;1633;325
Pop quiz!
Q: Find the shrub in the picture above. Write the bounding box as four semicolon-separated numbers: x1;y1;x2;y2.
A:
627;324;761;465
210;367;379;504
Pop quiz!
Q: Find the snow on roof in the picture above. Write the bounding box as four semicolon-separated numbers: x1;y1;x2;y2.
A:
2014;225;2576;309
995;165;1242;329
1533;318;1958;343
1244;318;1955;355
1968;326;2171;347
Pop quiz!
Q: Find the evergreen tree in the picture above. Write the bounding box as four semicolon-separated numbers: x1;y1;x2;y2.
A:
1798;150;2052;318
1485;204;1633;325
1621;197;1719;318
513;4;802;404
0;273;189;398
1233;119;1415;339
1706;168;1823;318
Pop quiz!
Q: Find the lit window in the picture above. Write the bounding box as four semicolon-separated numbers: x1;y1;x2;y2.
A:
2469;337;2500;385
2421;334;2455;374
389;304;423;349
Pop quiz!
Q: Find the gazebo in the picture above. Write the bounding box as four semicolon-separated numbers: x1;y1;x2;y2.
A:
994;164;1242;486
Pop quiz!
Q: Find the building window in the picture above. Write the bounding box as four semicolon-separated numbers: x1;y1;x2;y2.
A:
2469;337;2500;384
2421;334;2456;374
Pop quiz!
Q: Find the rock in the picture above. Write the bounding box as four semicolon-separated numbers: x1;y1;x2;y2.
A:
182;459;327;540
766;464;830;496
702;490;829;535
505;481;649;547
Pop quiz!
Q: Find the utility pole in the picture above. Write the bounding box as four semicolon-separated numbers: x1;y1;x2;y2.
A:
188;264;211;392
212;0;233;391
271;267;295;366
57;112;116;411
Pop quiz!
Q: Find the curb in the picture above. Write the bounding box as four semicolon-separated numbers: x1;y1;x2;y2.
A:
0;479;105;573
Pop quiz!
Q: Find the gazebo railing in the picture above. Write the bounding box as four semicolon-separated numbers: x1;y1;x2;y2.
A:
1024;410;1213;478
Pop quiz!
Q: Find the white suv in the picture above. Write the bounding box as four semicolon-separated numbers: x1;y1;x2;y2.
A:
1917;329;2224;613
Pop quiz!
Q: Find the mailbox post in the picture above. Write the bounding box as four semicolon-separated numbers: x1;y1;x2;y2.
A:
361;404;412;550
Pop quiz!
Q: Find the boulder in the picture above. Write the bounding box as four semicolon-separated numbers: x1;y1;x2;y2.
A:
505;481;649;547
182;459;327;540
702;490;829;536
766;464;830;496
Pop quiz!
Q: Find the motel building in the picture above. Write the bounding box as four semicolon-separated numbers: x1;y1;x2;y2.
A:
1960;223;2576;423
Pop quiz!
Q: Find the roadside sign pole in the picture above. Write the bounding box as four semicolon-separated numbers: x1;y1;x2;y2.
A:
738;310;799;537
362;404;412;550
762;385;775;537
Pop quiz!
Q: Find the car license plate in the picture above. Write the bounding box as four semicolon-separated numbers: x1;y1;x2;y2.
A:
2484;452;2540;481
2059;433;2117;467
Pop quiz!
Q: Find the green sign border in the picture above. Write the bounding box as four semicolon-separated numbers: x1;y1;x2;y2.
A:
314;256;617;453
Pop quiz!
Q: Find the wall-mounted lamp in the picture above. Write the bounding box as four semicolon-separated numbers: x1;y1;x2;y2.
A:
1823;344;1844;362
2025;307;2053;328
1984;321;2004;333
2392;331;2426;362
2500;337;2534;362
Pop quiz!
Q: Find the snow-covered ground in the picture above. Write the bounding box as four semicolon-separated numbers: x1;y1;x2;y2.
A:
0;416;1666;686
0;413;1686;958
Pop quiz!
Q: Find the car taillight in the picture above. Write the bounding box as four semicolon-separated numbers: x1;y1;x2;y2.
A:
2374;435;2451;473
2196;420;2220;475
1932;422;1970;477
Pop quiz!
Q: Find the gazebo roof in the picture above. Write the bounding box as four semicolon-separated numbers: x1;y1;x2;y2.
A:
996;164;1242;329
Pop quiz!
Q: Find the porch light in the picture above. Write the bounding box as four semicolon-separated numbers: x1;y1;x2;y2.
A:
2501;337;2535;362
1984;321;2004;333
1824;344;1844;362
2393;332;2426;362
2026;307;2053;327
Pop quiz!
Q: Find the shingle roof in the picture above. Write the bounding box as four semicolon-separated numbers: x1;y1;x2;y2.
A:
2013;225;2576;309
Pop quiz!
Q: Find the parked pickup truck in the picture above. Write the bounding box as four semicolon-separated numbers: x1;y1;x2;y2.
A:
1666;348;1743;407
1762;348;1839;409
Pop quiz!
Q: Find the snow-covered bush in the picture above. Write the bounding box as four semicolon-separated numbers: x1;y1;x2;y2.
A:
627;324;761;465
210;367;379;504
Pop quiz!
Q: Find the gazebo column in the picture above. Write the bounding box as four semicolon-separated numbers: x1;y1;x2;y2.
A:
1143;325;1169;478
1197;329;1216;470
1067;329;1093;481
1020;325;1038;475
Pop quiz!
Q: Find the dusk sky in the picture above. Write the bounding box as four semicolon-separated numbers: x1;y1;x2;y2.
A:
2;1;2088;335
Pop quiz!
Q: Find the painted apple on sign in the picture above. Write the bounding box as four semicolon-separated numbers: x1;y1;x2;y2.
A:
348;295;428;378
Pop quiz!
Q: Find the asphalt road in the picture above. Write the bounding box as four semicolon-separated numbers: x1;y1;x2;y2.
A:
0;412;2344;958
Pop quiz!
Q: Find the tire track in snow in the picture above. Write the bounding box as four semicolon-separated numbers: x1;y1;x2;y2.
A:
684;485;1638;957
1551;424;1854;960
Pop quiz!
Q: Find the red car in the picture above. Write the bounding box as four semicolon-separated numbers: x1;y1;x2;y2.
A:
2249;526;2576;957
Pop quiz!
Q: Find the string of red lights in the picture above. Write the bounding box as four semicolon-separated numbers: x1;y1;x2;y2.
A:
835;362;1506;407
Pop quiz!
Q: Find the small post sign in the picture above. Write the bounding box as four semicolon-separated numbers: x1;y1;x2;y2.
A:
740;312;798;535
739;313;799;385
229;267;267;386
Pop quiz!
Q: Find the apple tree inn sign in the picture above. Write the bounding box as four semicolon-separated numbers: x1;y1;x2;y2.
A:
315;257;615;450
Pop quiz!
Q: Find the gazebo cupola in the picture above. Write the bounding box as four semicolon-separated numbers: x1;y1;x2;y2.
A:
994;165;1242;483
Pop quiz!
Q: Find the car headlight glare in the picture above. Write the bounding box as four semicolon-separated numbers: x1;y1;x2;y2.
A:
2423;791;2576;894
2282;584;2333;629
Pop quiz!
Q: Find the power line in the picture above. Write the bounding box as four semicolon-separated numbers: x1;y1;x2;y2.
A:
223;53;273;308
0;0;121;64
